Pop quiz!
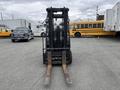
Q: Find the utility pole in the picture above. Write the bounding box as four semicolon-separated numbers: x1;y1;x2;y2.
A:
96;5;99;15
1;12;3;21
96;5;99;20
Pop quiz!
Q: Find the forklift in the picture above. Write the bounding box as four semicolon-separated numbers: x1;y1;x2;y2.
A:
42;7;72;86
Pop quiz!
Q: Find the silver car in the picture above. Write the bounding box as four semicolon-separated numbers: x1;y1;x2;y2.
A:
11;27;34;42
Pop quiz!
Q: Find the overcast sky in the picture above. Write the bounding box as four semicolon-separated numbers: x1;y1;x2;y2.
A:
0;0;119;22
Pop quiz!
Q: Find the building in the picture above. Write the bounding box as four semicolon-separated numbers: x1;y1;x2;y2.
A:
0;19;46;36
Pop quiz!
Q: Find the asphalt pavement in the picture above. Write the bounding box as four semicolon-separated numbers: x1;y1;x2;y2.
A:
0;37;120;90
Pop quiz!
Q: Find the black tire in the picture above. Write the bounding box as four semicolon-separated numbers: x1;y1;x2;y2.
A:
25;38;29;42
11;39;15;42
115;32;120;37
74;32;81;38
41;32;45;37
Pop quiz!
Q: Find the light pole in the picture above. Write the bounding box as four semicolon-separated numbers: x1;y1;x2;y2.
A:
1;12;3;21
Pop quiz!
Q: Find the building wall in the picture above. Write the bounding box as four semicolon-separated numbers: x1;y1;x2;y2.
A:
0;19;30;30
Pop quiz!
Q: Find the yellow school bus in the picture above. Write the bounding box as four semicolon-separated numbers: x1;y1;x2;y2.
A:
69;20;116;37
0;25;12;37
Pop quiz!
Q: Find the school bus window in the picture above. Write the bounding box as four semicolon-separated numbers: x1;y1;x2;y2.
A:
98;24;101;28
93;24;97;28
77;24;79;29
81;24;84;28
79;24;81;29
71;25;76;30
74;25;78;29
69;25;74;30
69;26;71;29
0;28;2;31
102;23;104;28
2;29;5;32
5;30;8;32
85;24;88;28
89;24;92;28
96;24;98;28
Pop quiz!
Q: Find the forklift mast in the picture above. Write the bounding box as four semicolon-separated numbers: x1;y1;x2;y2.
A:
46;7;70;48
43;7;72;65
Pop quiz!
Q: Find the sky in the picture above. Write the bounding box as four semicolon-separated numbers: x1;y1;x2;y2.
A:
0;0;119;22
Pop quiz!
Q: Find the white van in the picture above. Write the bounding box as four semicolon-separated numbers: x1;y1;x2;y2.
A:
33;25;46;37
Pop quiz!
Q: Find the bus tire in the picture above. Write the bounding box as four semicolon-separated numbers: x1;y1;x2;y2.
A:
116;32;120;37
10;34;11;37
74;32;81;38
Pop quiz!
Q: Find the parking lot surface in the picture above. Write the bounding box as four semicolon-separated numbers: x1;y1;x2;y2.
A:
1;37;120;90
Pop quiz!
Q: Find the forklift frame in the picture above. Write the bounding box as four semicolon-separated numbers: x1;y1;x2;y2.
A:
42;7;72;65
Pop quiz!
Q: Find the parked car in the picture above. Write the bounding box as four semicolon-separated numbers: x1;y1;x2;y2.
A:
11;27;34;42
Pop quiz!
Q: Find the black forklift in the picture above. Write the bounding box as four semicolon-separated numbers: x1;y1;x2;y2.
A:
42;7;72;86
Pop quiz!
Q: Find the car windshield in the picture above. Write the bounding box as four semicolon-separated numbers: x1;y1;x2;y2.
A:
14;27;29;33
